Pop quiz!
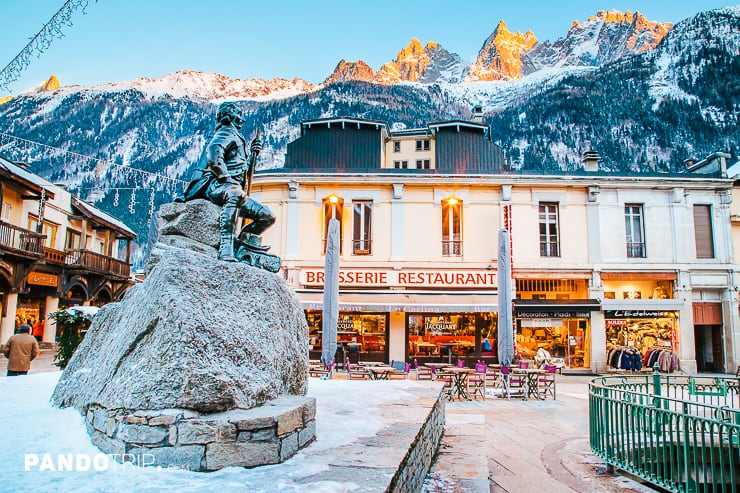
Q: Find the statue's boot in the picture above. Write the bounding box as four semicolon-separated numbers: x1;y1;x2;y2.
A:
218;202;238;262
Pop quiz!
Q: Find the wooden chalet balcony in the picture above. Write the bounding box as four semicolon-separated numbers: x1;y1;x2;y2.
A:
43;247;67;265
0;220;45;258
65;249;131;279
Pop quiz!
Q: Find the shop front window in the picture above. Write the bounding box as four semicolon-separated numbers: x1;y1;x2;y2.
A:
605;312;679;371
602;279;674;300
516;318;590;369
306;311;387;363
408;313;478;363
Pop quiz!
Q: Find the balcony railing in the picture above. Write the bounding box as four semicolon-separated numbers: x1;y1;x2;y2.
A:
65;249;130;278
442;240;462;257
627;242;647;258
0;220;45;257
352;239;372;255
43;247;66;265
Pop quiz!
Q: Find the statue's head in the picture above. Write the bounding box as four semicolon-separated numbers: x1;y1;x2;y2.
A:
216;102;244;129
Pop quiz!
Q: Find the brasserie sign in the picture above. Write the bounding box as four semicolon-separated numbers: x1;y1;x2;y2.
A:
301;269;497;288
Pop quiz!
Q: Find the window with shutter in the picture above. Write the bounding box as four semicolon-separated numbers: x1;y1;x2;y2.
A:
693;204;714;259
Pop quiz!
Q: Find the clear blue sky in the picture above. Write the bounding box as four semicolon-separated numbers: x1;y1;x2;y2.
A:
0;0;734;96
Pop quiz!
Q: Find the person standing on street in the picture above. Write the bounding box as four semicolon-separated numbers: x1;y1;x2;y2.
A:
3;324;39;376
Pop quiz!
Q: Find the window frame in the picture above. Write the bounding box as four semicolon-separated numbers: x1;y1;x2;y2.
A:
322;196;344;255
27;214;58;249
624;204;646;258
393;160;408;169
415;139;430;151
693;204;715;259
441;198;462;256
393;141;401;153
538;202;560;257
352;200;373;256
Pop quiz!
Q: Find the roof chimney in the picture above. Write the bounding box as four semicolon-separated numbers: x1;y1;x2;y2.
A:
472;105;483;123
582;150;600;172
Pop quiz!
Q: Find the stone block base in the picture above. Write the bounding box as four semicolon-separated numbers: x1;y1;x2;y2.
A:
84;395;315;471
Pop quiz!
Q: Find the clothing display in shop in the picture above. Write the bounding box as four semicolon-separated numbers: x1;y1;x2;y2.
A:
607;346;643;371
643;347;681;372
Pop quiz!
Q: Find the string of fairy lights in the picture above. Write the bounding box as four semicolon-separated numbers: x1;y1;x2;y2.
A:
0;132;189;220
0;0;92;92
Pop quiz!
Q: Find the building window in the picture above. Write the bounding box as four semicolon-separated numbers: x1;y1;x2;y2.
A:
625;204;646;258
693;204;714;259
415;139;430;151
352;200;372;255
539;203;559;257
393;160;408;169
27;214;57;249
416;159;430;169
1;202;10;222
322;195;344;254
393;141;401;153
442;196;462;256
65;229;82;250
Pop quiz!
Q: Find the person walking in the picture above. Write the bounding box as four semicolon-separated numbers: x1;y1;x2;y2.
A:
3;324;39;376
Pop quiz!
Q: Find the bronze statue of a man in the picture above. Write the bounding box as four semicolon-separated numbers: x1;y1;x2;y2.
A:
182;102;275;261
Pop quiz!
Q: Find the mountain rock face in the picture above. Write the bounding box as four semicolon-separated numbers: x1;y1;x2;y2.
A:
40;74;60;91
375;38;465;83
466;21;538;81
325;59;375;84
522;10;672;75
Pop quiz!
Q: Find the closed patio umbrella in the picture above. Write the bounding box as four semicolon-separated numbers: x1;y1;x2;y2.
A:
497;229;514;367
321;218;340;368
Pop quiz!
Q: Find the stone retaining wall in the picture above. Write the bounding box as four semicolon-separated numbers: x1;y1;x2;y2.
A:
388;390;445;493
84;395;315;471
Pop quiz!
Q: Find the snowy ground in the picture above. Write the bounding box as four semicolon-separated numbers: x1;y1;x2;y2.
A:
0;372;417;493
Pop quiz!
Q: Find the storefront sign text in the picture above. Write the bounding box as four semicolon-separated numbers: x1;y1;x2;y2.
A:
425;322;457;334
605;310;675;319
301;269;497;288
516;311;590;319
27;272;58;287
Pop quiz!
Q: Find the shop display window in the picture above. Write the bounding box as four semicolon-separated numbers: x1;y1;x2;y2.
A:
516;318;590;369
605;315;678;354
407;313;480;363
306;311;387;362
602;280;674;300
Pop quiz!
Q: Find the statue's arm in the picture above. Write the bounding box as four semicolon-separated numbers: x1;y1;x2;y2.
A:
206;128;235;183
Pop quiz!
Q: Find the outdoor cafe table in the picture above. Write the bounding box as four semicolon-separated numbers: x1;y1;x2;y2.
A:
367;366;400;380
438;368;475;400
512;368;545;399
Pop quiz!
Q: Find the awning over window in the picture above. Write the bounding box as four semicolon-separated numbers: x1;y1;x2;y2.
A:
297;290;498;313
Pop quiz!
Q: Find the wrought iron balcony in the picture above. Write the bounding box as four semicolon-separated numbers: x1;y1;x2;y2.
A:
65;249;130;278
626;242;646;258
0;220;45;258
442;240;462;257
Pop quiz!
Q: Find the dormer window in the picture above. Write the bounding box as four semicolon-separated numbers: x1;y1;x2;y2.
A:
415;139;430;151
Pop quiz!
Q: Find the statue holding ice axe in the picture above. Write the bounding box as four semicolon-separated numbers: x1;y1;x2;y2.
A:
181;102;276;264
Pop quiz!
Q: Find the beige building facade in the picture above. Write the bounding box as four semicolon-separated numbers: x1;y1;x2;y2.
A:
253;117;737;375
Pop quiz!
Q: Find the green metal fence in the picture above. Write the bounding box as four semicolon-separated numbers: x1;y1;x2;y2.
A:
590;369;740;492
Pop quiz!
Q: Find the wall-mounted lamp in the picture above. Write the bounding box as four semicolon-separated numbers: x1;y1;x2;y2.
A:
446;196;459;205
328;194;339;204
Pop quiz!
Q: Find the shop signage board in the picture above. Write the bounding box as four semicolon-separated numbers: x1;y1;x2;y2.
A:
301;269;497;288
27;272;58;287
302;303;497;313
605;310;675;318
516;311;590;319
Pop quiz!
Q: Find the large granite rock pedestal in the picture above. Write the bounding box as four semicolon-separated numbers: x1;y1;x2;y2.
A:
52;200;313;470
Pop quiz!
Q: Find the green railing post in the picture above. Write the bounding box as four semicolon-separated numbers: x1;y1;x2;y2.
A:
652;363;664;437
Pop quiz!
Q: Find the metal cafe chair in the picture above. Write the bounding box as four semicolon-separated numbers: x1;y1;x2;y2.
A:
538;364;558;399
500;365;526;399
414;359;433;380
469;361;487;400
345;357;370;380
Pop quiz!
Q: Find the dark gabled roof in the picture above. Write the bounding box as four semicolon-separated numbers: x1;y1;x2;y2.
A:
300;117;389;137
